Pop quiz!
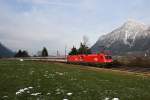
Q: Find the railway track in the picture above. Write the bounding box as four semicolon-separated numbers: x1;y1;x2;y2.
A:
2;57;150;74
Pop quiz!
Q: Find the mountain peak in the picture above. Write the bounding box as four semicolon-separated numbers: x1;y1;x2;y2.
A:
126;19;141;24
122;19;147;30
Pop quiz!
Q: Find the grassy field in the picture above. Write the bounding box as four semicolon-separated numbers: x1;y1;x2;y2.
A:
0;60;150;100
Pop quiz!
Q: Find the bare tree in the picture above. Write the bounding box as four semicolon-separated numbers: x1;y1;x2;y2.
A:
82;35;89;46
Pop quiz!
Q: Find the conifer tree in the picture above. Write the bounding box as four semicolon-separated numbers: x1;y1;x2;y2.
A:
42;47;48;57
69;46;78;55
14;49;30;57
78;42;91;54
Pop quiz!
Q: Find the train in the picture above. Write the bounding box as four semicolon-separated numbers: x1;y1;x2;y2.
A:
67;53;113;64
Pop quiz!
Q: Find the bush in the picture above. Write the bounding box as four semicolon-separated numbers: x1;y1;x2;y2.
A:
14;50;30;57
127;57;150;67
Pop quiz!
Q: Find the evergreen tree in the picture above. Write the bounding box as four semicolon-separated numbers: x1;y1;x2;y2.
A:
14;49;30;57
22;50;29;57
14;49;22;57
78;43;91;54
69;46;78;55
68;43;91;55
68;36;92;55
87;48;92;54
42;47;48;57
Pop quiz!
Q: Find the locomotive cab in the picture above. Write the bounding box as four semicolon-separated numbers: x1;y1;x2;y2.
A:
104;55;113;63
67;53;113;63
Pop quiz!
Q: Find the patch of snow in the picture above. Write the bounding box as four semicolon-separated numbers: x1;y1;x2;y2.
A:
55;72;64;76
30;93;41;96
67;92;72;96
23;88;29;91
123;31;128;45
63;99;68;100
47;93;51;95
16;91;22;95
28;87;33;89
19;89;24;92
104;97;109;100
3;96;8;98
20;59;24;62
112;98;119;100
16;87;33;95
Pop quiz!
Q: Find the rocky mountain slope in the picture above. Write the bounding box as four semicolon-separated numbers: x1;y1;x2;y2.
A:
91;20;150;55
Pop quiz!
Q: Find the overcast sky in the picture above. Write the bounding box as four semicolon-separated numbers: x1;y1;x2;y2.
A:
0;0;150;55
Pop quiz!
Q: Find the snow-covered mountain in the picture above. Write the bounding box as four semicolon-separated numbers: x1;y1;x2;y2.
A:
91;20;150;55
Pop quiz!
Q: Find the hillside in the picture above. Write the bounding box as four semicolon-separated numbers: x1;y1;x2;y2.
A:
0;42;14;57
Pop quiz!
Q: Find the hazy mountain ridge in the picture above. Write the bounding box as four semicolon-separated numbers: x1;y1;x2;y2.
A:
0;42;14;57
91;20;150;55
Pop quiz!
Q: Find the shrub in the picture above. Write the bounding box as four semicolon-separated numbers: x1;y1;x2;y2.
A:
127;57;150;67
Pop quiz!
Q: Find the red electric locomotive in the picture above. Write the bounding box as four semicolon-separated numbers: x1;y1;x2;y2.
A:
67;53;113;63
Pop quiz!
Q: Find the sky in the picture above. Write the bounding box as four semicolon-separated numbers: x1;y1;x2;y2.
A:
0;0;150;55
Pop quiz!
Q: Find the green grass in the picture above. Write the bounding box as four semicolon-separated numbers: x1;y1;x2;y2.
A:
0;60;150;100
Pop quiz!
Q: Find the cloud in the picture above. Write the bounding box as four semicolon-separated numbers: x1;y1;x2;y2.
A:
1;0;150;55
0;0;88;55
17;0;51;4
16;0;79;7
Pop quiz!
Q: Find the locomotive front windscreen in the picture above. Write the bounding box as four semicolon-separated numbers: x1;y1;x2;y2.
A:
105;56;112;59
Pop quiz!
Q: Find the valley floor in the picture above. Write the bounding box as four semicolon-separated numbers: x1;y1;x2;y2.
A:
0;60;150;100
